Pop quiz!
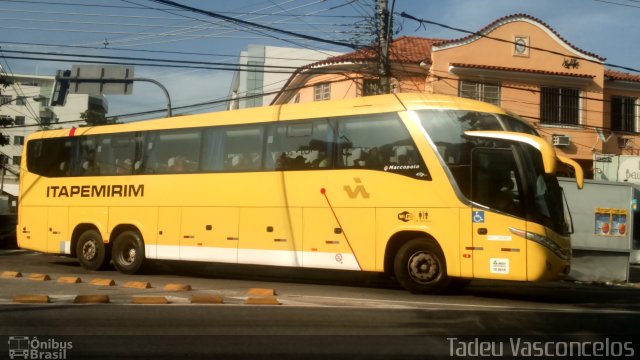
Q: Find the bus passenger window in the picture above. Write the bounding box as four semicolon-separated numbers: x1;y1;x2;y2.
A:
336;113;428;179
266;119;332;171
146;129;201;173
222;126;263;171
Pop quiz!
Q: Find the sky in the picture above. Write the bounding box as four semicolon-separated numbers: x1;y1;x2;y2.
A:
1;0;639;122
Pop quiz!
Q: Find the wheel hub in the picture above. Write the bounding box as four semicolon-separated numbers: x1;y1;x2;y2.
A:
82;241;97;260
407;251;438;283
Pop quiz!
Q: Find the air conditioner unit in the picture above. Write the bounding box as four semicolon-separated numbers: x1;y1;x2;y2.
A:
618;137;631;149
552;134;571;146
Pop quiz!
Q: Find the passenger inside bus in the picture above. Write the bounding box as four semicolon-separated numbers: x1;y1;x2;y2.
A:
116;158;132;175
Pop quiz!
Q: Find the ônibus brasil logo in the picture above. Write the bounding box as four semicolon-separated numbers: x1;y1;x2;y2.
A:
8;336;72;360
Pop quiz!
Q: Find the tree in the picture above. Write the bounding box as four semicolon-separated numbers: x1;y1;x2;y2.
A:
0;74;12;96
80;109;117;126
0;117;13;127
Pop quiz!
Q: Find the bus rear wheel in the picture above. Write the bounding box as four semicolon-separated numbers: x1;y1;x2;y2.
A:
112;230;145;274
393;239;450;294
76;229;108;270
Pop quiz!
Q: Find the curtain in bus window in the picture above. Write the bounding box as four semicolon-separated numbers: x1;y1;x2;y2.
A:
110;133;136;176
202;128;225;172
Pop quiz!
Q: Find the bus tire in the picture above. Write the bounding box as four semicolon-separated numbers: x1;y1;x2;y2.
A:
393;238;450;294
76;229;108;271
112;230;145;274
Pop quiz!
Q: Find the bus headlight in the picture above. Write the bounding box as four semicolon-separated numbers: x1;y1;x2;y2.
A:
509;227;570;261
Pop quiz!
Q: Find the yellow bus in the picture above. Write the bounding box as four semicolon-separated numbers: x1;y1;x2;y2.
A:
18;93;583;293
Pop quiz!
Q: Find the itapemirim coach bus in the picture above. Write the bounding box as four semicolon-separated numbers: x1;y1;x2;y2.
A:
17;93;583;293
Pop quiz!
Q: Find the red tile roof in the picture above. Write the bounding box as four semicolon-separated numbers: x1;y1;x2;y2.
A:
605;69;640;83
450;63;596;79
434;13;606;62
305;36;440;68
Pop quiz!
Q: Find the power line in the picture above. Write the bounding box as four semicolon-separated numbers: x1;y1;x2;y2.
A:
148;0;359;49
593;0;640;9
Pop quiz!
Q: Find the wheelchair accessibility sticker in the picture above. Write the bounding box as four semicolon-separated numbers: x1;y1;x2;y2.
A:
473;211;485;223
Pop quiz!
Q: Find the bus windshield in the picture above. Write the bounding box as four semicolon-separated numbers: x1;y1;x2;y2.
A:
415;109;569;235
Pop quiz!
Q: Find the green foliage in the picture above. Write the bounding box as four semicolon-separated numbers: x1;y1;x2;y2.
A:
80;109;115;126
0;117;13;127
0;74;13;95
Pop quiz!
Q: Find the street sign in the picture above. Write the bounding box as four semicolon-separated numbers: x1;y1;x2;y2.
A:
69;65;134;95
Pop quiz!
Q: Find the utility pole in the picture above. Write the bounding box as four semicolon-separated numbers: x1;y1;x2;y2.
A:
377;0;391;94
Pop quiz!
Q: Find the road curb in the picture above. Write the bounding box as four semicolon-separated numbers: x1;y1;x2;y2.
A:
27;273;51;281
13;294;50;303
246;296;281;305
190;294;223;304
90;278;116;286
124;281;152;289
247;288;276;296
1;271;22;278
163;283;192;291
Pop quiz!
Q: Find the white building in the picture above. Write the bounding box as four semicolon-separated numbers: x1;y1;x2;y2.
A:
227;45;342;109
0;73;107;196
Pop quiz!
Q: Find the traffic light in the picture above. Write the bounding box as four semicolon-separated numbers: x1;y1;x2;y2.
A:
50;70;71;106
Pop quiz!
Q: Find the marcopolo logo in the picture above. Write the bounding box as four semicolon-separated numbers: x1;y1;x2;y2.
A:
8;336;72;360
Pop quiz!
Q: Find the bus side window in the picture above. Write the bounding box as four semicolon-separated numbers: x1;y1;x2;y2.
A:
336;114;426;177
146;129;201;174
266;119;333;171
221;125;264;172
27;138;70;177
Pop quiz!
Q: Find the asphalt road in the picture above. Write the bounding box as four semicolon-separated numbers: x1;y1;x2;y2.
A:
1;250;639;359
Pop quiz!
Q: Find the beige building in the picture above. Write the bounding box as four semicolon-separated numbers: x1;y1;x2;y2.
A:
272;14;640;179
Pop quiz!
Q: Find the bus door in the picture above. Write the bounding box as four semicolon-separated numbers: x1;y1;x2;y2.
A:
470;147;528;280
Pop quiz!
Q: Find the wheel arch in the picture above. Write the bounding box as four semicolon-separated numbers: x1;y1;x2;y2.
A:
110;224;144;245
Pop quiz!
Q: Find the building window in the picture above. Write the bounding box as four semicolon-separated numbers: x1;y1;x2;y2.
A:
12;156;21;166
314;83;331;101
14;116;25;126
15;97;27;106
611;96;637;133
459;81;501;105
363;79;380;96
540;87;580;126
14;136;24;145
0;95;11;105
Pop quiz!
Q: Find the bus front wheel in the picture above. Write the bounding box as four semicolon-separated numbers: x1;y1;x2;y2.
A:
112;230;145;274
393;239;450;294
76;229;108;270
